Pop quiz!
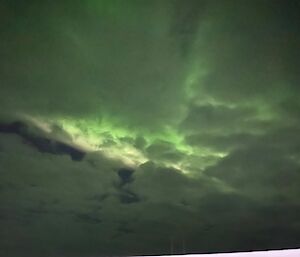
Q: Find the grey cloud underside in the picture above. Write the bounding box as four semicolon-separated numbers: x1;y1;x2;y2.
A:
145;140;184;162
1;131;300;256
0;120;85;161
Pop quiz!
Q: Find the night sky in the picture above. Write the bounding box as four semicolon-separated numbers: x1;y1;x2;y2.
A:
0;1;300;256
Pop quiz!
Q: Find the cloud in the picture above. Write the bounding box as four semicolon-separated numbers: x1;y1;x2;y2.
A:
180;104;257;134
204;128;300;203
1;0;300;256
145;140;185;163
1;127;300;256
0;120;86;161
0;0;190;132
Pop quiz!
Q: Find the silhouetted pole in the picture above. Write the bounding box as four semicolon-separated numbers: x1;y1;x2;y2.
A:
170;237;174;255
182;237;186;254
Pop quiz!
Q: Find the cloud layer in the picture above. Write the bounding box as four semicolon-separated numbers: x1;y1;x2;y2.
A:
0;0;300;256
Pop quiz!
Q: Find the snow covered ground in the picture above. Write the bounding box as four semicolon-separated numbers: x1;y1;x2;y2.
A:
137;248;300;257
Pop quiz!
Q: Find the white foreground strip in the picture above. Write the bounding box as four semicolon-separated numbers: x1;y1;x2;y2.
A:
137;248;300;257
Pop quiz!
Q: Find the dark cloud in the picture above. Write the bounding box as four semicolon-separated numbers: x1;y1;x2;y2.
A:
1;132;300;256
0;120;85;161
180;104;257;134
189;0;300;105
204;130;300;203
117;189;141;204
145;140;184;162
117;168;135;186
170;0;207;57
0;0;188;131
186;132;257;152
74;212;102;224
130;161;217;206
115;168;140;204
185;192;300;253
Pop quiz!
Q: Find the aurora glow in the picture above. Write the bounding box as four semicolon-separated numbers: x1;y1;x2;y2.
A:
0;0;300;256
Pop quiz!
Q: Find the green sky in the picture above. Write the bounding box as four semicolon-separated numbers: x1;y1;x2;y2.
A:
0;0;300;256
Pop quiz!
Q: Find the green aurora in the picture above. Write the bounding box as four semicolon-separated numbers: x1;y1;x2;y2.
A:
0;0;300;256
